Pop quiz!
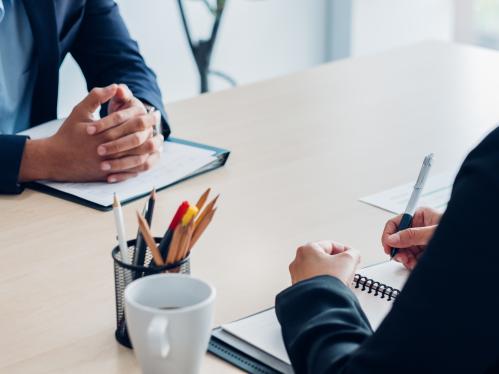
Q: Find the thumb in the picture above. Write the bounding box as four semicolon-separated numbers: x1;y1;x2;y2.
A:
77;84;118;115
113;84;133;103
386;226;434;248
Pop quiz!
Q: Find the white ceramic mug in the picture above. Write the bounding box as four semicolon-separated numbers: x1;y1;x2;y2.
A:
124;274;216;374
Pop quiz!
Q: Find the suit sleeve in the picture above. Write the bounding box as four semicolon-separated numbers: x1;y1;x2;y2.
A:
69;0;170;137
276;127;499;373
0;135;29;194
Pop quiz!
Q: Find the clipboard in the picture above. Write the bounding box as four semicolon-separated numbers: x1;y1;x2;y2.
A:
27;137;230;211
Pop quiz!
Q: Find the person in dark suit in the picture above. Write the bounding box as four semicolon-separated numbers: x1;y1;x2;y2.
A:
275;127;499;373
0;0;168;194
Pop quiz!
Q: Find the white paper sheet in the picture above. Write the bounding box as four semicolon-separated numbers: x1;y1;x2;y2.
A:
359;172;455;214
222;309;291;365
19;120;217;207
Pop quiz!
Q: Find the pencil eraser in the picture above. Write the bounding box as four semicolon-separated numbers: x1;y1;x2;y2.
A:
181;205;199;226
169;201;190;229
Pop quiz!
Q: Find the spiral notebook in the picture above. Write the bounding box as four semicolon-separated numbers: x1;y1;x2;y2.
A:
209;261;410;373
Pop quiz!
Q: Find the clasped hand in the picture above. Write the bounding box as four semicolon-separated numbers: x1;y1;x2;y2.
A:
288;207;442;286
26;84;163;183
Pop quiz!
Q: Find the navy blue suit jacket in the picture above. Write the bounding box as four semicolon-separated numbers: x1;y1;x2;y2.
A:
0;0;169;194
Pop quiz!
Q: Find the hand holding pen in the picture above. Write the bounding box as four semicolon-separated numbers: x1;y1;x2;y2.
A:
382;207;442;269
389;154;434;259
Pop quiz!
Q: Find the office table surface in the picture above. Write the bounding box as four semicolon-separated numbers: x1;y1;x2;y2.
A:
2;41;499;373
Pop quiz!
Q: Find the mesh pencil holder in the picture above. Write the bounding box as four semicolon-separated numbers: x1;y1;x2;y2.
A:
112;237;191;348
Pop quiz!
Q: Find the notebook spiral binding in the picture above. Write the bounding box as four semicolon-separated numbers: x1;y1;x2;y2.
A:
353;274;401;301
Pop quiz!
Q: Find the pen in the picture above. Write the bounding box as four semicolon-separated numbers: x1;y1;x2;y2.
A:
390;153;434;258
113;193;129;264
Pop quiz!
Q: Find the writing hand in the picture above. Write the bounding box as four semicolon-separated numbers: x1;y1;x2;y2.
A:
381;207;442;269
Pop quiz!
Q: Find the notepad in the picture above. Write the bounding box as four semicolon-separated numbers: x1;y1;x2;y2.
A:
359;172;455;214
18;120;230;210
209;261;410;373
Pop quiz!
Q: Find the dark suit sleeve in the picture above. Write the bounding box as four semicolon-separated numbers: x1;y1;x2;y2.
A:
276;127;499;373
0;135;29;194
69;0;170;137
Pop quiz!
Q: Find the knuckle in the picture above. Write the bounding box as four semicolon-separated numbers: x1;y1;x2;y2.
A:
113;111;125;124
102;131;115;143
406;228;416;240
133;133;142;146
136;117;147;131
142;160;152;172
107;143;119;154
296;245;312;257
145;139;156;153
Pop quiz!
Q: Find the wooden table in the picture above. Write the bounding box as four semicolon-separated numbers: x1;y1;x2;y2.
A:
2;41;499;373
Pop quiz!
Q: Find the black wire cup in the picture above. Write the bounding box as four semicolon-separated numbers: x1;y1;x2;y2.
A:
112;237;191;348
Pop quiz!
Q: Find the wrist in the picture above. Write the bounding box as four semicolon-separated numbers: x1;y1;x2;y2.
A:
18;138;57;182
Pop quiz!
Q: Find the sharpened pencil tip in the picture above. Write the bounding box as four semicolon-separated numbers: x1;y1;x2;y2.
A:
151;187;157;200
113;193;120;208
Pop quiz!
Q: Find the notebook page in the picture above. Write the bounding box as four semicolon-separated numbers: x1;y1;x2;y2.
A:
358;261;409;291
353;261;410;329
222;309;291;365
220;262;410;365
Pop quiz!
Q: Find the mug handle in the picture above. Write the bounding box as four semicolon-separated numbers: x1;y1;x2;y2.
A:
147;316;170;358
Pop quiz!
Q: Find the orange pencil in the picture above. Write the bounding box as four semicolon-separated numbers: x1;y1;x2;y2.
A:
195;194;219;229
189;208;216;251
166;225;182;265
176;220;195;262
196;188;211;211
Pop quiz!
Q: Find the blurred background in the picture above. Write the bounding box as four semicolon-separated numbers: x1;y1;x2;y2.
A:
57;0;499;118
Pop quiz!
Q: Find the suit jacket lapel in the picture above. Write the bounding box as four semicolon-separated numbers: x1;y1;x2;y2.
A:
22;0;59;125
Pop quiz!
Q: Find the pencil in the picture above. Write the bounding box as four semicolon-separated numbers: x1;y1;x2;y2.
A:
113;193;129;263
189;208;216;251
132;203;147;277
195;194;219;229
145;188;157;225
158;201;190;259
136;212;164;266
196;188;211;211
176;220;195;262
134;188;157;269
166;225;182;265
